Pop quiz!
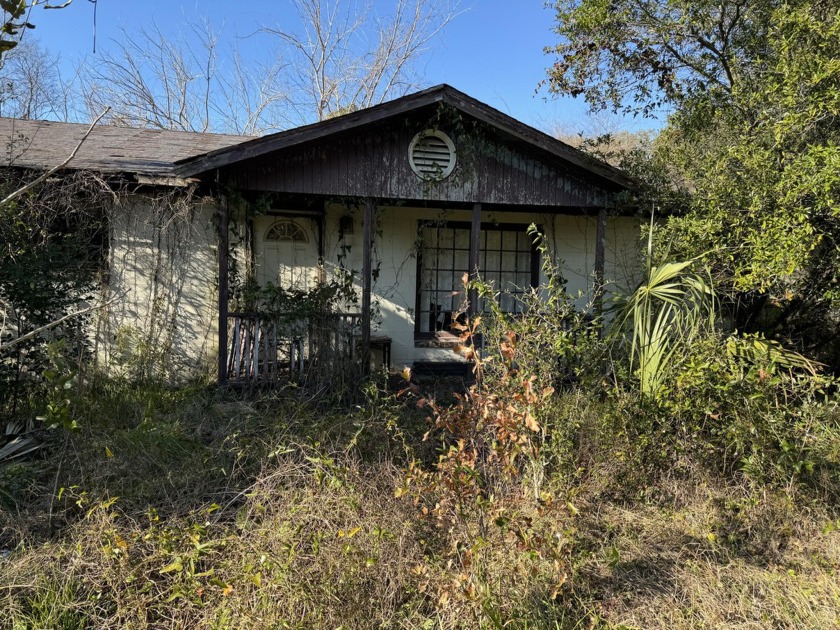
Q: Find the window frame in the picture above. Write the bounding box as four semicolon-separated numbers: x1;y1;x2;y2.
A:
413;220;541;344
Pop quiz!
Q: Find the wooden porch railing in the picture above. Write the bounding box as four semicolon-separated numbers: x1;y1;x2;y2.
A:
226;311;363;385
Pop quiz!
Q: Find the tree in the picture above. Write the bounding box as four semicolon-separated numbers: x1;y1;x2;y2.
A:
548;1;840;364
263;0;460;123
0;0;77;58
546;0;778;119
82;1;459;132
82;20;290;135
0;38;76;120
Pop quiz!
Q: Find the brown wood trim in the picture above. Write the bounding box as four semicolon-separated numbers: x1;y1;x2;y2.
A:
413;221;424;340
594;205;607;314
443;89;636;190
468;203;481;317
175;85;636;191
246;213;255;283
530;229;541;288
176;89;445;176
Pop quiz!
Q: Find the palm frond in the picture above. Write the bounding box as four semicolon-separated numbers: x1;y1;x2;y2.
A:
610;234;716;399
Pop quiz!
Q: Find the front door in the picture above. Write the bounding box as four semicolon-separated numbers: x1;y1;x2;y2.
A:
254;217;319;290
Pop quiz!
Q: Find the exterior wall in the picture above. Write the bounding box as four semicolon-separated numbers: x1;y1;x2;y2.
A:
301;203;642;369
99;195;640;379
98;196;219;379
546;214;644;305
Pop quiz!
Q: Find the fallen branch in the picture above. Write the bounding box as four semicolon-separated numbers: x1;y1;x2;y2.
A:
0;293;123;354
0;106;110;207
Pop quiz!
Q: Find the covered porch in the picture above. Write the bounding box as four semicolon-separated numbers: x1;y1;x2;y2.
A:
217;197;627;388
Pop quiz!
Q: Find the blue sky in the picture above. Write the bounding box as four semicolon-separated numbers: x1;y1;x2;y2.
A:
27;0;658;135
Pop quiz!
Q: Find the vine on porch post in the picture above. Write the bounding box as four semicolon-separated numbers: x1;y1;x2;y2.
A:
218;194;230;387
594;203;608;318
361;198;374;377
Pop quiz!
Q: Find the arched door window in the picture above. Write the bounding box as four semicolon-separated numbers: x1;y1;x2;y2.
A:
265;220;308;243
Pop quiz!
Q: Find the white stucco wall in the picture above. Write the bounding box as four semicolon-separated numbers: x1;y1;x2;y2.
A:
97;196;640;379
97;196;219;379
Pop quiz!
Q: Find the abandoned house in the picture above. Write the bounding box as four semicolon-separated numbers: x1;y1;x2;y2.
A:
0;84;640;385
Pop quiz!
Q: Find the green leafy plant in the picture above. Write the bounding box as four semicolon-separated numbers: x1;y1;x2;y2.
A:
0;170;106;415
548;0;840;369
610;219;715;399
37;340;80;431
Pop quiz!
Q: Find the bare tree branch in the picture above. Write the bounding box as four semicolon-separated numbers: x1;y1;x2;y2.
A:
264;0;460;122
83;20;288;134
0;293;122;354
0;105;108;207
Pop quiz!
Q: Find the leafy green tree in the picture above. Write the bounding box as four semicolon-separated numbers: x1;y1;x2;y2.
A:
0;1;75;57
548;1;840;363
546;0;779;117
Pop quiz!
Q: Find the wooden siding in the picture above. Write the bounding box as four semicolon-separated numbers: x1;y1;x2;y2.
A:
223;114;612;208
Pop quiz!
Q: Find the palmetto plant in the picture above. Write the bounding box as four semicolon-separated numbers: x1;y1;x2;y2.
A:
611;219;715;399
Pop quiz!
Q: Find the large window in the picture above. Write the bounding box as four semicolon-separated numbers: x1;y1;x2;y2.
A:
415;221;539;339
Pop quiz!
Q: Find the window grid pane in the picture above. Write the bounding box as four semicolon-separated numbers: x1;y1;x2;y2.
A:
418;222;537;334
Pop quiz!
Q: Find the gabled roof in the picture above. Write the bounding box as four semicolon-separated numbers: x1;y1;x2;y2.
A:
0;86;635;192
0;117;250;177
175;84;635;190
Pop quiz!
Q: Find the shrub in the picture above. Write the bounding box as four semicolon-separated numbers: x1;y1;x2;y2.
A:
0;170;107;417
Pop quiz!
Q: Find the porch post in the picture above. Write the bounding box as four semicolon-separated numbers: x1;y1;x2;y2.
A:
468;203;481;316
218;195;229;387
361;198;374;376
593;203;607;315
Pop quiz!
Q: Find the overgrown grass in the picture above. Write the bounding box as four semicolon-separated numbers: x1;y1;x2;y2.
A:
570;472;840;628
2;371;840;628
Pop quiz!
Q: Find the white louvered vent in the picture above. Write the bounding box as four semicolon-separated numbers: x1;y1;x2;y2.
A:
409;130;456;180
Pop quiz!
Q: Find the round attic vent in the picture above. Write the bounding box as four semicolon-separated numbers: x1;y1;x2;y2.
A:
409;130;456;180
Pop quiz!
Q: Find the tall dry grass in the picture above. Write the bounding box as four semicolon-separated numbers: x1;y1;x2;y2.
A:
1;380;839;628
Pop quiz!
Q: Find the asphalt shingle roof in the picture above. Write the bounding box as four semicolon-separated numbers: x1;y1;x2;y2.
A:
0;118;251;177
